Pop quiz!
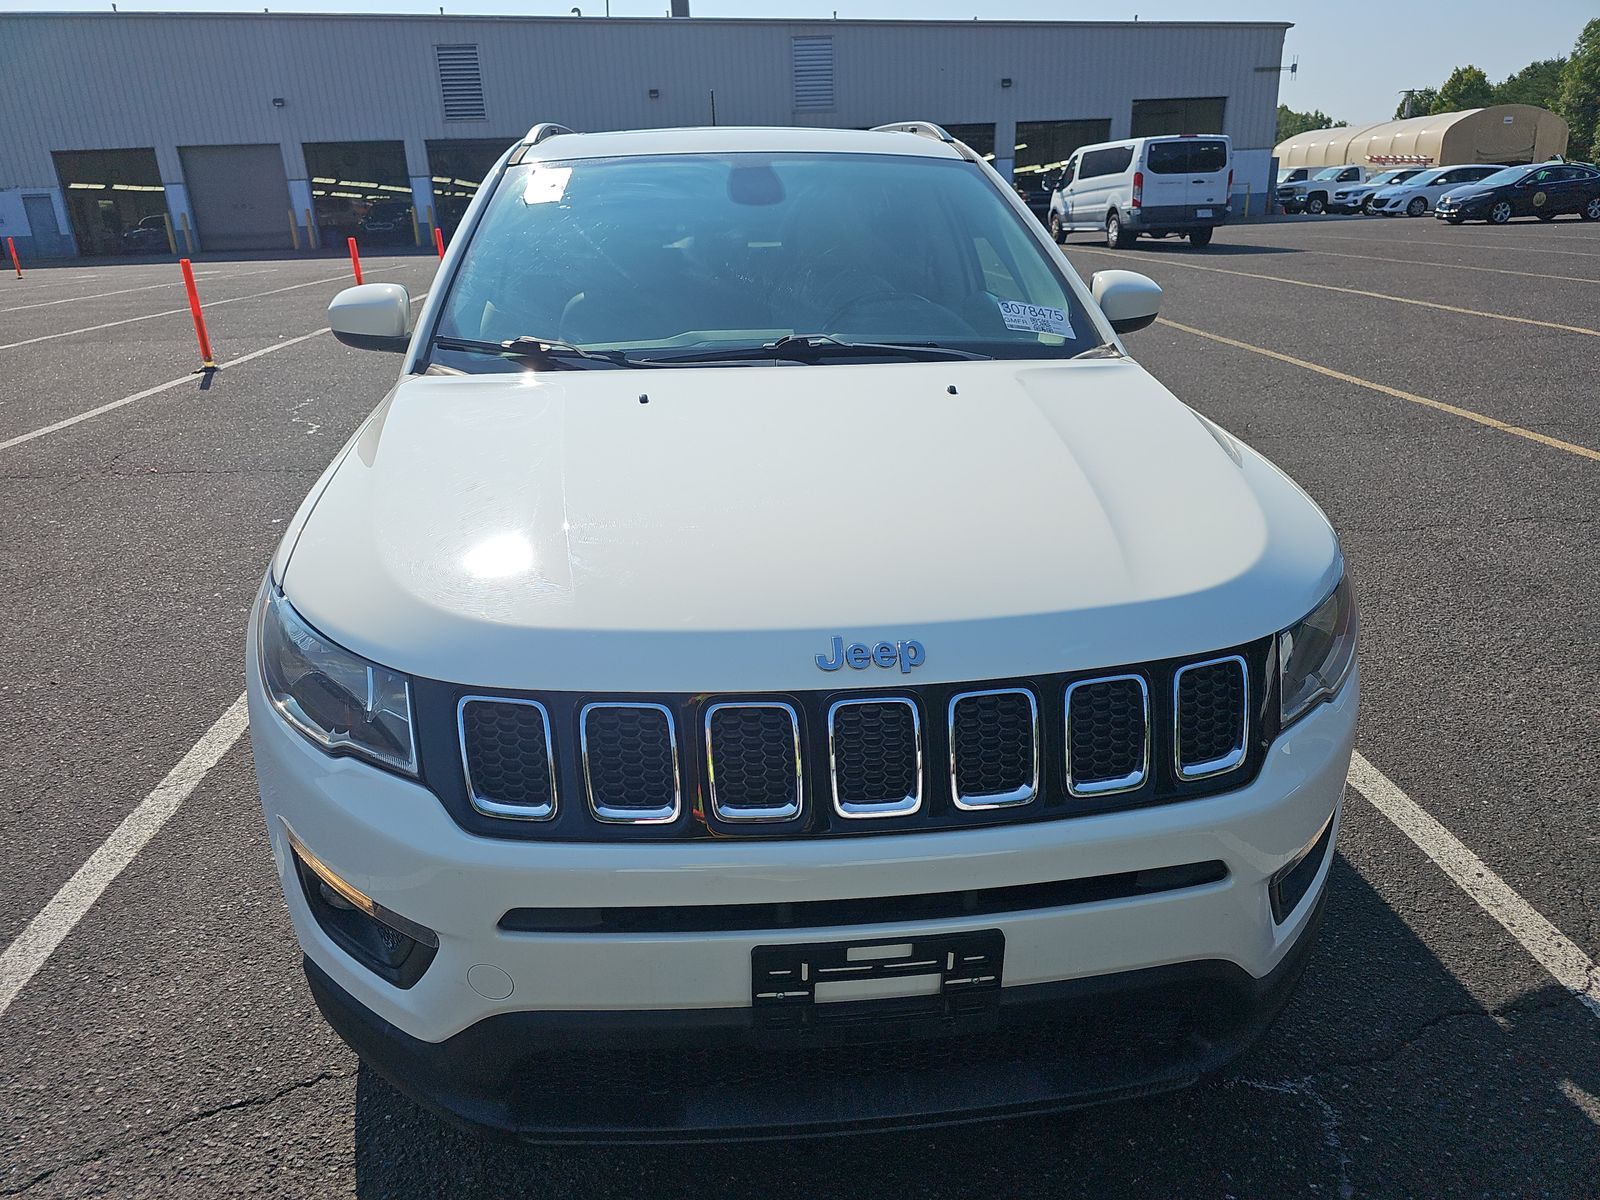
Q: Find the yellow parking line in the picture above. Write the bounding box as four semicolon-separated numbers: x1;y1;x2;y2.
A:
1156;317;1600;464
1075;247;1600;338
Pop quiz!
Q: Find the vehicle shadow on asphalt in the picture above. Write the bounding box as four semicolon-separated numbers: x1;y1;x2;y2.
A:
1064;240;1299;258
349;857;1600;1199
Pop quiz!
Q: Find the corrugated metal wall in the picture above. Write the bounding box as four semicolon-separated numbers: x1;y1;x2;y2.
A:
0;13;1287;188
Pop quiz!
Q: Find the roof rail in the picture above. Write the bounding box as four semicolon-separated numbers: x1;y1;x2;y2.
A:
870;121;982;163
871;121;954;143
521;122;576;146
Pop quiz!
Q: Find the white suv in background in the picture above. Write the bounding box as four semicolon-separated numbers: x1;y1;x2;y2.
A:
249;120;1357;1141
1368;164;1505;216
1331;168;1426;214
1048;134;1232;248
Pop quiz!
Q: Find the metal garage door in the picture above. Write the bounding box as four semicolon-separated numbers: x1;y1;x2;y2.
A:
179;144;293;251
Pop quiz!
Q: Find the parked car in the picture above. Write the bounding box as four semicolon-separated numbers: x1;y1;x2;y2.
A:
1277;164;1366;215
1015;168;1063;222
1436;160;1600;224
252;121;1358;1141
1048;133;1232;247
1330;168;1426;214
121;213;170;254
1367;164;1506;217
357;201;416;246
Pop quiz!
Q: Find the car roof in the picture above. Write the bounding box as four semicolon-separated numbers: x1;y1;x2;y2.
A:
518;125;968;163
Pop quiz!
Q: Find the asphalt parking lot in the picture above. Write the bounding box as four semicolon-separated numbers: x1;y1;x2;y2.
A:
1;212;1597;1198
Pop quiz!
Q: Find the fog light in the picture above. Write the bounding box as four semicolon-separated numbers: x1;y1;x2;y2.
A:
285;824;438;988
1269;814;1335;924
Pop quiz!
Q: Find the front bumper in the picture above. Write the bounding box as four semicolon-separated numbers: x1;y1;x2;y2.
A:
308;891;1326;1141
249;642;1356;1136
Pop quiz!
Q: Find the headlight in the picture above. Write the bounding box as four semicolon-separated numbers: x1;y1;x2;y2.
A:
258;588;417;774
1279;574;1358;728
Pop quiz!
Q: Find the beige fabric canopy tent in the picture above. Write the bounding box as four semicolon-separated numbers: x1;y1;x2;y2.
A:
1275;105;1569;169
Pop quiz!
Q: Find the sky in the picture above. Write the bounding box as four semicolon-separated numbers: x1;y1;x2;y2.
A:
0;0;1591;126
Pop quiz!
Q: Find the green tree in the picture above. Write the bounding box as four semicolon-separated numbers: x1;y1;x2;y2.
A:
1276;105;1346;143
1435;65;1495;112
1559;18;1600;161
1394;88;1439;119
1494;57;1566;109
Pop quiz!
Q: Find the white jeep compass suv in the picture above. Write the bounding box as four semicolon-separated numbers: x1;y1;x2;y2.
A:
247;121;1358;1140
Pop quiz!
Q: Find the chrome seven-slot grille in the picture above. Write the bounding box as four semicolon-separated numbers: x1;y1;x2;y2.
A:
448;648;1260;839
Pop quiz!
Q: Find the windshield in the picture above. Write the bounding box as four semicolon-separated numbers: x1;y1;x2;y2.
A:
431;152;1099;369
1401;169;1444;187
1475;165;1532;187
1370;169;1419;185
1312;168;1345;181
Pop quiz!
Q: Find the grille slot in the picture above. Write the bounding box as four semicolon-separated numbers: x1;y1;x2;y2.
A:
705;702;802;823
580;703;681;824
459;697;557;820
828;698;921;818
948;689;1038;809
1065;675;1149;796
1174;656;1248;780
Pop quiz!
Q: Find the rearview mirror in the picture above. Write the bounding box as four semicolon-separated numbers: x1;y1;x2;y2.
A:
1090;270;1162;335
328;283;411;352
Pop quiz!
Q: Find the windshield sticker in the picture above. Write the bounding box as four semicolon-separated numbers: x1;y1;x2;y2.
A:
522;166;572;206
997;299;1073;337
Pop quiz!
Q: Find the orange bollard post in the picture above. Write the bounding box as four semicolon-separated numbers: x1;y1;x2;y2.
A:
7;237;20;278
179;258;217;372
433;226;445;259
347;236;363;285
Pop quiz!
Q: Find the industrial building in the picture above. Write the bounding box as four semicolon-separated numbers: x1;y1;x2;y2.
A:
0;10;1290;259
1274;104;1569;170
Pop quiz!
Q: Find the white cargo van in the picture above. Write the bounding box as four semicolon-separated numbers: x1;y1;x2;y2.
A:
1048;134;1232;248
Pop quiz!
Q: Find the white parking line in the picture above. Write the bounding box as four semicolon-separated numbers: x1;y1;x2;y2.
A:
0;290;427;453
0;265;411;353
0;327;333;452
1074;247;1600;338
1278;231;1600;260
1348;752;1600;1021
0;267;279;313
0;694;249;1018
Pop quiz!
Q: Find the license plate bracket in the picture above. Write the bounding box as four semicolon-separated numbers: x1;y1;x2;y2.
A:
1196;208;1213;217
752;930;1003;1010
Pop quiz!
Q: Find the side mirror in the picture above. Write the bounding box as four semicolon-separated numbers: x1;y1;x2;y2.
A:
328;283;411;352
1090;270;1162;335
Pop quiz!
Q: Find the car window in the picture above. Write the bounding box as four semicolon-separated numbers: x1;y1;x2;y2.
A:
1474;166;1531;187
1080;146;1134;179
1145;140;1227;174
433;151;1101;366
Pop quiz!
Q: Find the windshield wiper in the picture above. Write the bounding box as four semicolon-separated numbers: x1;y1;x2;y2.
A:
1070;343;1124;359
432;334;637;369
640;334;993;365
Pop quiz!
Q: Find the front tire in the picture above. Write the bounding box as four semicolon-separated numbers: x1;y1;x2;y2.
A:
1582;196;1600;222
1048;211;1065;243
1106;211;1135;249
1406;197;1428;217
1362;196;1377;213
1489;201;1513;225
1188;227;1214;247
1306;194;1326;215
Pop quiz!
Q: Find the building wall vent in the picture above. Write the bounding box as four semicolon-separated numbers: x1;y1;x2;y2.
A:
792;36;835;111
436;44;487;122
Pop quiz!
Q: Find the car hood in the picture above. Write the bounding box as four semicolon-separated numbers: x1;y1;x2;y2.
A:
278;359;1340;691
